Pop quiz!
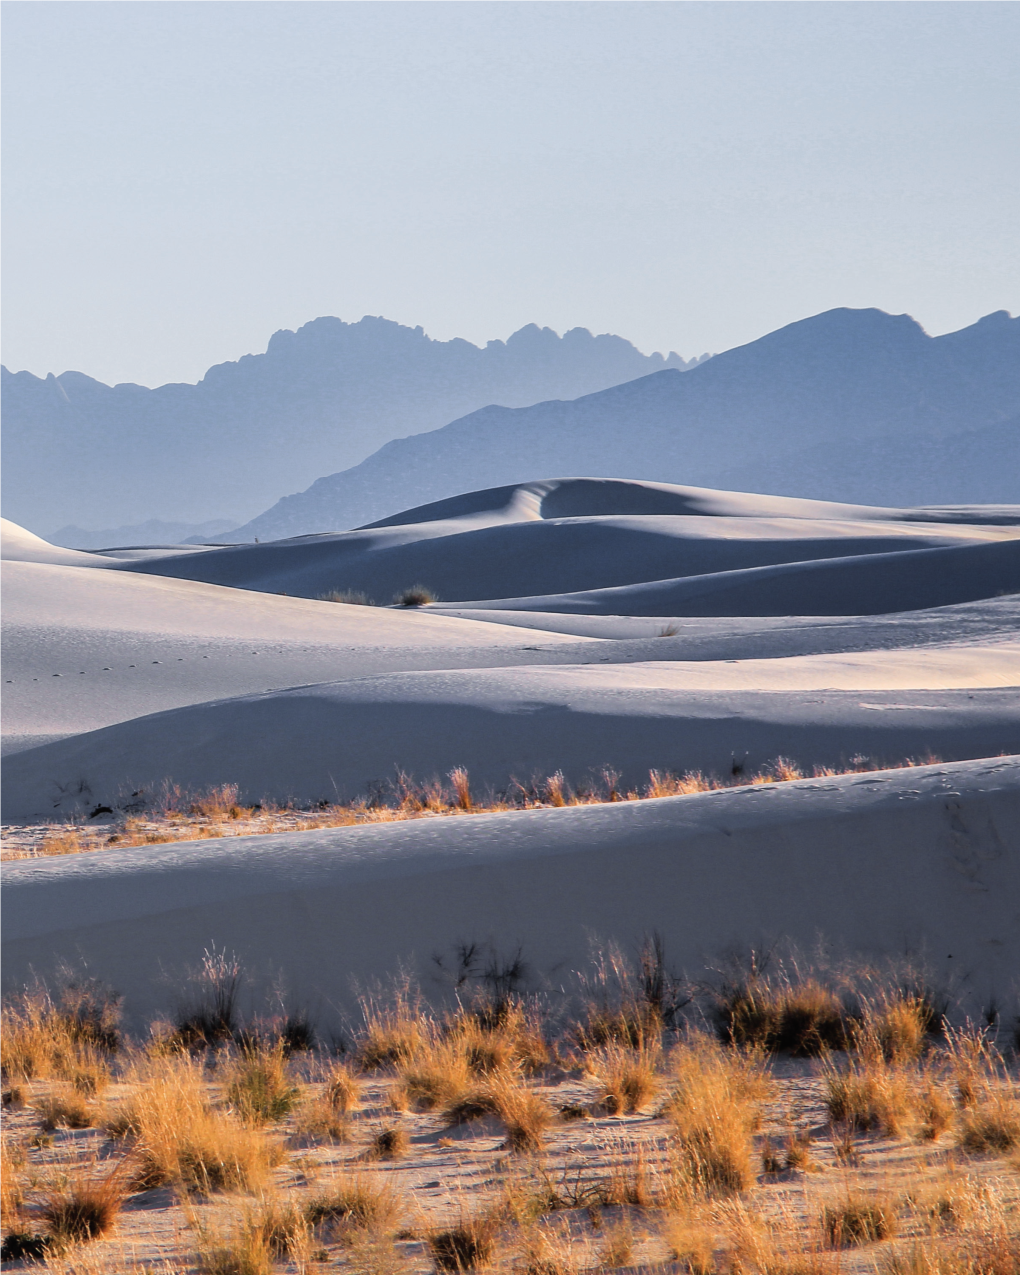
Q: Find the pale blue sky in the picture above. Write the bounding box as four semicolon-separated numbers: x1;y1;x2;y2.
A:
3;1;1018;388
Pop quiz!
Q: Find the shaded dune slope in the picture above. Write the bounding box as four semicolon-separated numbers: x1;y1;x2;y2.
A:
116;478;1020;608
5;651;1018;820
3;758;1017;1028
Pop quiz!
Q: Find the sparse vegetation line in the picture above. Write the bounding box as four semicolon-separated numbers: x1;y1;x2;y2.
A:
2;753;945;861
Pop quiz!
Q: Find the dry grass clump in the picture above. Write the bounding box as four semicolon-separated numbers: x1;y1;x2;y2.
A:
884;1235;1020;1275
855;992;936;1065
325;1061;362;1113
487;1070;555;1152
39;1164;128;1249
645;769;713;798
958;1093;1020;1155
575;938;682;1051
320;589;376;606
39;826;86;856
587;1043;661;1114
367;1126;409;1161
395;1037;474;1112
428;1214;498;1271
305;1171;402;1239
821;1195;897;1247
167;947;243;1048
823;1057;913;1137
35;1088;95;1130
224;1042;300;1125
713;974;848;1057
663;1034;766;1196
446;997;550;1076
0;978;120;1083
357;985;429;1071
114;1054;275;1193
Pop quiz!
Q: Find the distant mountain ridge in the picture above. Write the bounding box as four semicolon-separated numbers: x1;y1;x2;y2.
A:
1;317;707;540
224;308;1020;541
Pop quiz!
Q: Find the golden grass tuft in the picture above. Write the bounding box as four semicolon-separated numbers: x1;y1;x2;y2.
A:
305;1171;403;1238
487;1070;555;1152
714;976;848;1057
958;1093;1020;1155
395;1038;473;1112
39;1164;128;1248
224;1042;300;1125
823;1057;912;1137
368;1125;409;1161
663;1034;766;1196
116;1054;276;1193
821;1196;896;1248
326;1061;362;1112
587;1043;661;1114
357;985;429;1071
0;980;120;1083
428;1215;498;1272
35;1089;95;1130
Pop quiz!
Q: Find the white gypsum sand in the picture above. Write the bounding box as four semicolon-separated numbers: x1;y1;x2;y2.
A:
3;477;1019;1024
3;756;1017;1031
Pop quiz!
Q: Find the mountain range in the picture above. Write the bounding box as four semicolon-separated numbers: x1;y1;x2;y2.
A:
1;318;705;542
226;307;1020;542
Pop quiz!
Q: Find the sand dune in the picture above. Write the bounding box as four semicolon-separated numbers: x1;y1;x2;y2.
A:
3;757;1017;1029
113;479;1020;605
366;477;1020;529
442;540;1020;617
0;558;593;746
4;645;1017;820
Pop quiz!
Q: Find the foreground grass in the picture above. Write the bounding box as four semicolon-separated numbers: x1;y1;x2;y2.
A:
2;954;1018;1273
2;754;945;860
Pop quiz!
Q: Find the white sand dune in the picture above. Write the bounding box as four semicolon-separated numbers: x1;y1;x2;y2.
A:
0;517;123;569
365;478;1020;529
441;540;1020;617
3;757;1017;1029
4;645;1018;820
117;513;1020;605
0;558;593;746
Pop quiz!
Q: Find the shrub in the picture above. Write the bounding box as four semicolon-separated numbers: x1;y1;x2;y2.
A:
1;1233;50;1262
171;947;243;1047
396;586;436;607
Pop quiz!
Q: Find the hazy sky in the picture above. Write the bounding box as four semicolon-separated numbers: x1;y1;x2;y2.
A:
3;1;1018;388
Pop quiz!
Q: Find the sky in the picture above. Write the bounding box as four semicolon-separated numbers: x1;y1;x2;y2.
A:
2;1;1018;389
